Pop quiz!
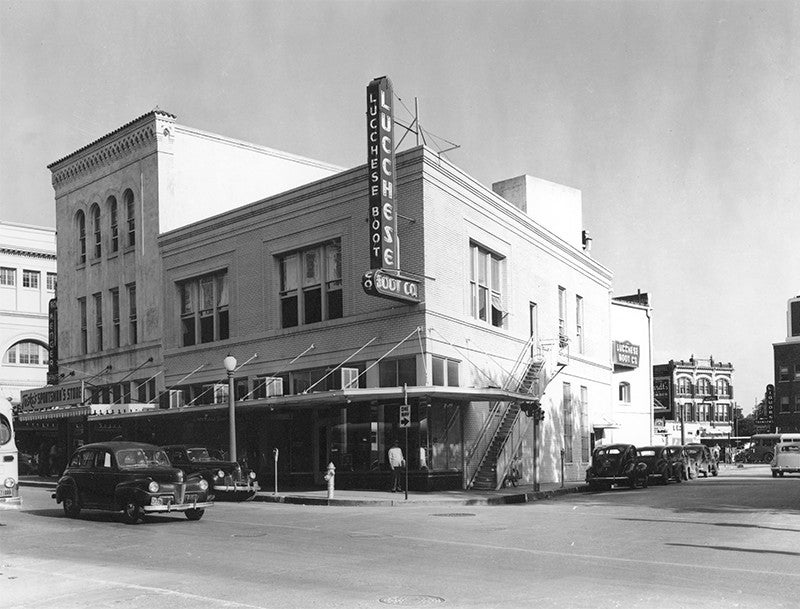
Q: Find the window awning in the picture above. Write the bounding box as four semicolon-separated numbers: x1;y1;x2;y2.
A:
17;406;91;422
592;416;621;429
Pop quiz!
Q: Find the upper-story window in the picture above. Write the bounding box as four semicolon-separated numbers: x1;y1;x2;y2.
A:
0;267;15;286
77;211;86;264
180;271;229;346
575;295;584;353
780;366;790;382
676;377;692;395
3;340;48;365
22;270;40;289
715;378;730;397
91;204;101;259
618;381;631;403
279;240;342;328
432;356;459;387
379;357;417;387
558;286;567;344
78;297;88;355
470;242;505;328
93;292;103;351
108;196;119;253
46;272;57;291
124;189;136;247
127;283;138;345
696;378;712;396
110;288;120;348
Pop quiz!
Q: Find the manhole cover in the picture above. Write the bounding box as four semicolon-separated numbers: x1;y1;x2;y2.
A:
430;512;475;517
379;595;446;606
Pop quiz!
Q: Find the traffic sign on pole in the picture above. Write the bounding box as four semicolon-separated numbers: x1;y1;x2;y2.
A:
399;404;411;428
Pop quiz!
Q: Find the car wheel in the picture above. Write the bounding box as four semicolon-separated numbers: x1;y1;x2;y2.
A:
763;453;774;464
122;500;141;524
185;508;205;521
62;489;81;518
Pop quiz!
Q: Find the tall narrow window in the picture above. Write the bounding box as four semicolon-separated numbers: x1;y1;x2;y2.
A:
529;302;538;356
580;386;589;462
91;204;101;258
128;283;138;345
558;286;567;346
22;270;39;288
108;196;119;253
279;240;342;329
563;382;573;463
179;271;229;346
618;382;631;403
110;288;120;348
575;295;584;354
93;292;103;351
47;272;57;291
124;189;136;247
470;242;505;328
77;211;86;264
79;297;87;354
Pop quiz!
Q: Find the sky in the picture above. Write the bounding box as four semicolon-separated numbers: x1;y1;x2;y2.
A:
1;0;798;412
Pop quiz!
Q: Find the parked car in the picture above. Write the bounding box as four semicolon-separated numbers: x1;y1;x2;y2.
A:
161;445;259;499
771;442;800;477
636;446;673;485
586;444;649;490
53;441;213;524
663;445;688;482
683;444;718;478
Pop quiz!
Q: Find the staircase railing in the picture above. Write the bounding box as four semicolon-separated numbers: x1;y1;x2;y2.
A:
464;335;538;488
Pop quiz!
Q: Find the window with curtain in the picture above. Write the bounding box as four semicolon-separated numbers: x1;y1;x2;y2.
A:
279;240;342;328
179;271;229;346
470;242;505;328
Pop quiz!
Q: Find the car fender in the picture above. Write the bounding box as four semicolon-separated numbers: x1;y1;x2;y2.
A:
114;479;151;507
53;477;78;503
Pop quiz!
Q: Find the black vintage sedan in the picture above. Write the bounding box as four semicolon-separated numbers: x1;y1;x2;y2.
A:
586;444;649;490
636;446;673;485
161;445;259;499
53;441;213;524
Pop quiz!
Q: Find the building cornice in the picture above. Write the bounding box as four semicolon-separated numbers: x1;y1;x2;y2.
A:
47;110;176;190
0;246;57;260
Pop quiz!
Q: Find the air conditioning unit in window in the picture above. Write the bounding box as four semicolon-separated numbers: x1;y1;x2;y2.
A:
341;367;359;389
262;376;284;397
167;389;185;409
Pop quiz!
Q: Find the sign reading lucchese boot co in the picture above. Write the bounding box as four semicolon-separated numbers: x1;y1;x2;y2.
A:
362;76;421;304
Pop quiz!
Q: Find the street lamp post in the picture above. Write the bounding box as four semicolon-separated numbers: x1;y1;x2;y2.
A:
223;354;237;463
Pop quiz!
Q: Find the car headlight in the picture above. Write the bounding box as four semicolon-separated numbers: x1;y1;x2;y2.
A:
198;479;209;491
249;471;257;480
148;481;160;493
4;477;16;488
217;470;225;479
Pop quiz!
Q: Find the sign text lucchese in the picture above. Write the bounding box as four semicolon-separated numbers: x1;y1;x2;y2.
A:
613;341;640;368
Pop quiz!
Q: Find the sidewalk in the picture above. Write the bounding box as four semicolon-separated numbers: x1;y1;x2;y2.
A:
19;476;588;507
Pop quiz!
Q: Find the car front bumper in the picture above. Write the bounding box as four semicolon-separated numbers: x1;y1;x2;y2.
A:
212;482;259;493
143;499;214;513
772;467;800;474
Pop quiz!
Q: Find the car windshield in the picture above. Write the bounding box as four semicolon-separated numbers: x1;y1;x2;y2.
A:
637;450;656;457
594;448;623;458
186;448;212;462
117;448;170;468
684;447;702;457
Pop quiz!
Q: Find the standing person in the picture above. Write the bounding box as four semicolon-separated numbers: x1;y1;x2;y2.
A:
387;441;405;492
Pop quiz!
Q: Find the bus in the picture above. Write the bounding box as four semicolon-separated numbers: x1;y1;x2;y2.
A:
740;433;800;464
0;400;20;505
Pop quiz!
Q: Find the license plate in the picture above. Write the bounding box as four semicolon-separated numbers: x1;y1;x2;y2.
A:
0;488;12;497
185;494;197;503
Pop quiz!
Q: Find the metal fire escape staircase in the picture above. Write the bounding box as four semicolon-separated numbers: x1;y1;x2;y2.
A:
467;338;567;490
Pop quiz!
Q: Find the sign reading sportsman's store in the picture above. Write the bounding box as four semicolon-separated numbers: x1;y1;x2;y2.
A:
612;340;640;368
362;76;421;305
20;381;84;411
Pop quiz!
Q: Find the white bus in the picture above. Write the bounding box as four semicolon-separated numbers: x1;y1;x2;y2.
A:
0;400;20;505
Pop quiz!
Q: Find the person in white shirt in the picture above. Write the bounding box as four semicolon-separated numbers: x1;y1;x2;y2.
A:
388;441;405;492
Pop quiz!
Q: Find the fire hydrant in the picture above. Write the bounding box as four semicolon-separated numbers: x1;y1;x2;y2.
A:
324;462;335;499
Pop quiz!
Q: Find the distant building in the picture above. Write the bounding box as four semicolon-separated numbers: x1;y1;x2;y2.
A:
653;356;735;444
773;295;800;432
609;292;654;446
0;222;56;410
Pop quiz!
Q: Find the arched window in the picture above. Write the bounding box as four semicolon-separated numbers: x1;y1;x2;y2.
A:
77;210;86;264
676;377;691;395
107;196;118;253
618;382;631;403
696;378;711;396
3;340;48;365
715;379;729;397
90;204;101;258
124;189;135;247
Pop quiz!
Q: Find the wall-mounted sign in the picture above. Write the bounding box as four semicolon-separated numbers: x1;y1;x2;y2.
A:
653;377;672;407
613;340;640;368
47;298;59;385
362;269;421;304
765;384;775;418
20;381;84;411
367;76;398;271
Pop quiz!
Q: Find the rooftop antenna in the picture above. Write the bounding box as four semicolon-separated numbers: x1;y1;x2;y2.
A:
393;91;460;158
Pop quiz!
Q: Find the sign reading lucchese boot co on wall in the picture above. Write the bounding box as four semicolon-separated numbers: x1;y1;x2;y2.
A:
361;75;421;304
